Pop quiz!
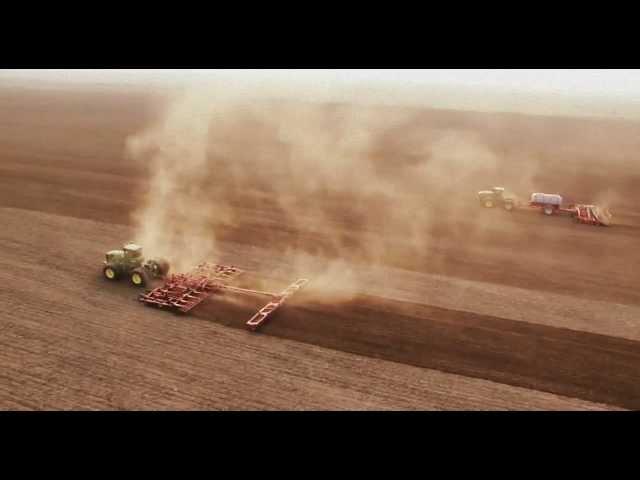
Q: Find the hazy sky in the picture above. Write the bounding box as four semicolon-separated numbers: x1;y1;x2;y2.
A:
2;69;639;119
2;69;640;97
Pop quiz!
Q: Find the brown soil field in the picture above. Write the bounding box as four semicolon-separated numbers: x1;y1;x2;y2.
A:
1;83;638;410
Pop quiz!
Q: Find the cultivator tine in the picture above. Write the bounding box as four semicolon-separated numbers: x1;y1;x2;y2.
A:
189;263;243;284
140;272;217;313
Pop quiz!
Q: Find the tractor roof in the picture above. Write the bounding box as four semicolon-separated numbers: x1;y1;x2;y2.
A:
123;243;142;253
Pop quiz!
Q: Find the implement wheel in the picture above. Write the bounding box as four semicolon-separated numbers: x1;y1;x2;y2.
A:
103;266;118;281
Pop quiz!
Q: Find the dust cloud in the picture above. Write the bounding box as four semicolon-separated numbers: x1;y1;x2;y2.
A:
123;84;513;298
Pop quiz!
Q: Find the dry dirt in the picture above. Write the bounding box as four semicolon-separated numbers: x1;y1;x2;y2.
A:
0;84;639;410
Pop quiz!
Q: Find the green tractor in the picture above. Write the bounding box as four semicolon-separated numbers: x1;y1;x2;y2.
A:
477;186;516;211
103;243;170;287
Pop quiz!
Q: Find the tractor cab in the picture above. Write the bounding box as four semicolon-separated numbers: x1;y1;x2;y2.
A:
105;249;124;263
491;187;505;199
123;243;143;259
478;186;505;200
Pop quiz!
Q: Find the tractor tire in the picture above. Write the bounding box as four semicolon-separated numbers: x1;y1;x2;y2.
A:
130;268;150;288
543;205;554;216
103;266;118;281
146;258;170;278
504;201;514;212
483;199;494;208
155;258;170;277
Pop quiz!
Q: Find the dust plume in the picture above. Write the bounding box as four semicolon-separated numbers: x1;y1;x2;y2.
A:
124;84;505;298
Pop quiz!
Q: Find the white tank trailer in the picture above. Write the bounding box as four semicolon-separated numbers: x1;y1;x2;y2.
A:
529;193;563;216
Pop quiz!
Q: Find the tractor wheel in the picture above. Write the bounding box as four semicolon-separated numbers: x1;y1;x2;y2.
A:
130;268;149;287
103;266;118;281
504;202;514;212
543;205;554;216
155;258;170;277
146;258;170;278
483;199;494;208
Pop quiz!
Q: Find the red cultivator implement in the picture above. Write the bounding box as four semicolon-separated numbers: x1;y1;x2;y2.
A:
138;262;308;331
572;204;612;226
